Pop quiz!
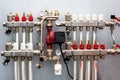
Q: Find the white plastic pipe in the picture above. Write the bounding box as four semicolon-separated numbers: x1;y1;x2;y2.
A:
14;61;18;80
93;31;96;44
21;60;26;80
16;32;18;45
79;60;83;80
23;32;25;44
92;60;98;80
85;60;91;80
80;31;83;43
30;32;32;43
74;60;77;80
17;59;20;80
29;60;33;80
73;31;76;41
86;31;89;44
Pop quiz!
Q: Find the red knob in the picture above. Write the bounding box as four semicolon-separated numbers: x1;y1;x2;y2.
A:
72;44;78;50
86;44;91;49
15;13;19;21
22;13;27;21
29;15;33;21
80;44;84;50
22;16;27;21
94;44;99;49
100;44;105;49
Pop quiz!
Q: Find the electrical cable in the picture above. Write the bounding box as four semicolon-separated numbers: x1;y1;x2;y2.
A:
58;44;74;79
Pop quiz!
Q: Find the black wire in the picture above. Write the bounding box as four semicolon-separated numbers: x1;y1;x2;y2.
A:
59;44;74;79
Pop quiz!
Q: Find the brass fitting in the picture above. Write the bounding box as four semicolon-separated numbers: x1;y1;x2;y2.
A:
22;27;26;32
87;56;91;60
47;10;52;16
30;27;33;32
14;57;18;61
79;26;83;31
80;56;84;60
65;41;71;50
5;42;12;51
28;57;32;61
47;49;53;60
86;27;90;31
47;20;52;26
54;10;59;16
93;26;97;31
73;27;77;31
94;56;98;60
100;55;105;59
21;57;25;61
65;12;71;21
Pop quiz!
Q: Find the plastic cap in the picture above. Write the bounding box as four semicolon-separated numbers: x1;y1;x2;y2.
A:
72;14;77;21
98;14;104;21
79;14;84;21
94;44;99;49
86;15;91;21
92;14;97;21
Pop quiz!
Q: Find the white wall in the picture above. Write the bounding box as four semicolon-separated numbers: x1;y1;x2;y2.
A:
0;0;120;80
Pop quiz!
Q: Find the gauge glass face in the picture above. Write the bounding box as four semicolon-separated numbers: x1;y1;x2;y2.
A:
55;49;61;56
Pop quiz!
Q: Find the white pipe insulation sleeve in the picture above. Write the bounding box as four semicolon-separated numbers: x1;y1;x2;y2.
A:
21;43;25;50
16;32;19;45
92;60;98;80
17;59;20;80
14;61;18;80
79;60;83;80
30;32;32;43
29;60;33;80
74;60;77;80
21;60;26;80
27;43;33;50
23;32;25;43
93;31;96;44
86;31;89;44
80;31;83;42
12;43;18;50
73;31;76;41
54;63;62;75
85;60;91;80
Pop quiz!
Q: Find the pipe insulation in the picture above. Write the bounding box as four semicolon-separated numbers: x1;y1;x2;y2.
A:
17;59;20;80
29;60;33;80
30;32;32;43
14;60;18;80
93;31;96;44
80;31;83;43
73;31;76;41
21;60;26;80
23;32;25;44
86;31;89;44
92;60;98;80
85;60;91;80
74;60;77;80
79;59;84;80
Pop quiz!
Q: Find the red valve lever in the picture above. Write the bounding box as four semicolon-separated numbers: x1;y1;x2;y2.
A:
22;13;27;21
100;44;105;50
72;43;78;50
86;43;91;49
94;43;99;49
80;44;84;50
15;13;19;21
29;13;33;21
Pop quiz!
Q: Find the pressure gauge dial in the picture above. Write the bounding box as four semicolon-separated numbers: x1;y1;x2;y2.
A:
55;49;61;56
39;11;46;17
